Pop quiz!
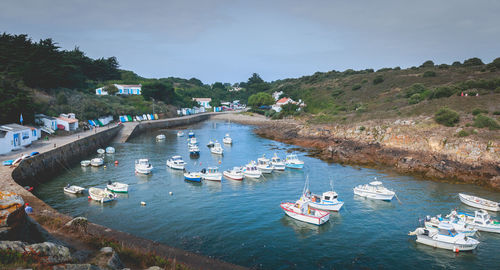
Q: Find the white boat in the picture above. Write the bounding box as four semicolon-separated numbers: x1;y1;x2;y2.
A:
166;156;186;170
242;161;262;178
210;142;224;155
409;223;480;252
206;140;214;148
223;167;244;181
97;148;105;154
256;155;273;174
63;184;85;194
201;167;222;181
88;187;116;203
223;133;232;144
285;154;304;169
90;158;104;167
106;181;129;193
188;137;197;146
156;134;166;141
135;159;153;174
105;146;115;154
353;180;395;201
453;210;500;233
80;160;91;167
458;193;500;212
424;214;477;236
270;153;286;171
280;200;330;226
303;190;344;211
177;131;184;137
189;145;200;156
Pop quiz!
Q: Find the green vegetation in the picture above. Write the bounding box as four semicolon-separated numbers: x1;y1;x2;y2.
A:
457;130;469;137
472;108;488;115
373;75;384;85
473;114;500;130
434;107;460;127
423;71;436;77
247;92;274;107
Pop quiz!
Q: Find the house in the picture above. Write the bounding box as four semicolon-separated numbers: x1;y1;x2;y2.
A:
193;98;212;109
96;84;142;95
272;91;283;101
0;124;40;154
271;97;306;112
35;114;58;133
57;113;79;131
229;86;243;92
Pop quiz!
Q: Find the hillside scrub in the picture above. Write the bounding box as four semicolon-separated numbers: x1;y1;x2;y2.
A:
434;107;460;127
473;114;500;130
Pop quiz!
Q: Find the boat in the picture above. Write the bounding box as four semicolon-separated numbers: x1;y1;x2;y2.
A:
423;214;477;236
88;187;116;203
156;134;166;141
135;159;153;174
177;131;184;137
223;133;232;144
256;155;273;174
97;148;105;154
201;167;222;181
302;179;344;211
188;131;195;138
63;184;85;194
184;171;202;182
90;158;104;167
242;161;262;178
452;209;500;233
280;200;330;226
210;142;224;155
206;140;214;148
270;153;285;171
80;160;91;167
105;146;115;154
166;156;186;170
3;160;13;166
285;154;304;169
106;181;129;193
409;223;480;252
223;167;244;180
458;193;500;212
188;137;198;146
189;145;200;157
353;179;395;201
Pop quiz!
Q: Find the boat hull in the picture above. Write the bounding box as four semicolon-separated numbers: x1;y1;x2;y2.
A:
257;166;273;174
223;171;243;180
271;164;286;171
353;188;394;201
285;163;304;169
459;193;500;212
309;200;344;211
89;188;115;203
280;203;329;225
415;235;478;251
64;186;84;194
135;166;153;174
185;176;201;182
106;184;128;193
244;172;261;178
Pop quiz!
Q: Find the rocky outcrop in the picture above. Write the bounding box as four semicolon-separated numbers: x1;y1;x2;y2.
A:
0;240;72;264
0;191;26;240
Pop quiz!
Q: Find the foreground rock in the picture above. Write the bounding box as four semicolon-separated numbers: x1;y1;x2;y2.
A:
0;240;72;264
0;191;26;240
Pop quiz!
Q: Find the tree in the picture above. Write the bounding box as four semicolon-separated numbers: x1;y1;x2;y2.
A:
420;60;435;68
141;81;175;103
105;84;119;95
463;57;484;66
248;92;274;107
209;98;221;107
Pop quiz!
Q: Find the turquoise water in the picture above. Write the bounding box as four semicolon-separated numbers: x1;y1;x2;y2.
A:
35;120;500;269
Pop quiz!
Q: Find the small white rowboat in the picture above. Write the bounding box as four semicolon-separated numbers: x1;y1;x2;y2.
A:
459;193;500;212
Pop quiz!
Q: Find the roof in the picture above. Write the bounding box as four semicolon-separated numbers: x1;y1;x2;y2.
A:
115;84;142;88
57;117;78;124
0;124;31;132
276;97;290;104
193;98;212;102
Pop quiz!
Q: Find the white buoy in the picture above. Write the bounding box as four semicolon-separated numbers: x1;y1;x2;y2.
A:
140;201;146;206
169;192;173;195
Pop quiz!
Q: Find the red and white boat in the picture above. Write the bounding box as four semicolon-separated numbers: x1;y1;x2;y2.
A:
280;200;330;226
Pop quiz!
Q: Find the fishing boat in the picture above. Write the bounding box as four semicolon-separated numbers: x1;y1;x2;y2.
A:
210;142;224;155
353;179;395;201
188;137;198;146
135;159;153;174
188;131;195;138
280;200;330;226
105;146;115;154
256;155;273;174
270;153;286;171
166;156;186;170
242;161;262;178
409;223;480;252
88;187;116;203
285;154;304;169
201;167;222;181
223;133;232;144
156;134;166;141
106;181;129;193
97;148;105;154
63;184;85;194
184;171;202;182
177;131;184;137
452;210;500;233
189;145;200;157
223;167;244;180
90;158;104;167
423;214;477;236
80;160;91;167
458;193;500;212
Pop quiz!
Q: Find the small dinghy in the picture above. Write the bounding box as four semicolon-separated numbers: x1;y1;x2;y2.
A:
459;193;499;212
184;171;202;182
80;160;91;167
97;148;105;154
285;154;304;169
177;131;184;137
156;134;166;141
424;214;477;236
89;187;116;203
256;155;273;174
242;161;262;179
409;223;480;252
166;156;186;170
281;199;330;226
189;145;200;157
210;142;224;155
105;146;115;154
353;179;395;201
270;153;285;171
223;133;232;144
201;167;222;181
223;167;244;181
452;209;500;233
106;181;129;193
135;159;153;174
63;184;85;194
90;158;104;167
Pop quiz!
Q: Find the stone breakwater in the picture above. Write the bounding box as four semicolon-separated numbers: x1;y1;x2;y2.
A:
255;119;500;189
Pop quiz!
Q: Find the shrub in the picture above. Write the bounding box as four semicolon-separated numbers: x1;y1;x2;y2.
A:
331;89;344;97
451;61;462;67
472;108;488;115
409;93;424;104
405;83;427;98
493;111;500;115
473;114;500;130
420;60;435;68
359;126;366;131
438;64;449;69
429;86;456;99
393;66;401;70
457;130;469;137
373;75;384;85
463;57;484;66
434;107;460;127
423;71;436;77
351;84;362;91
361;79;368;84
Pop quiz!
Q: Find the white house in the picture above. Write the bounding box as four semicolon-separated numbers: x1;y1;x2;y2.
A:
229;86;243;92
193;98;212;109
96;84;142;95
57;113;79;131
0;124;40;154
35;114;58;133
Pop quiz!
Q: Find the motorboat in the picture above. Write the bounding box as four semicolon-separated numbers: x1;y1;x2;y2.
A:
63;184;85;194
201;167;222;181
80;160;91;167
280;200;330;226
135;159;153;174
256;155;273;174
409;223;480;252
188;131;195;138
302;190;344;212
453;210;500;233
156;134;166;141
105;146;115;154
223;167;244;181
223;133;232;144
177;131;184;137
106;181;129;193
270;153;285;171
285;154;304;169
188;137;198;146
458;193;499;212
189;145;200;157
90;158;104;167
210;142;224;155
166;156;186;170
97;148;105;154
353;180;395;201
242;161;262;178
184;171;202;182
206;140;215;148
88;187;116;203
424;214;477;236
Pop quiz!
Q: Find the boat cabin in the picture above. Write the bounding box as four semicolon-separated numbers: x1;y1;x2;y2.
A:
202;167;219;174
136;159;150;166
258;157;270;165
437;223;458;237
286;154;299;161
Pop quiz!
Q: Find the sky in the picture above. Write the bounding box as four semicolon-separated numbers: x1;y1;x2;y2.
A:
1;0;500;84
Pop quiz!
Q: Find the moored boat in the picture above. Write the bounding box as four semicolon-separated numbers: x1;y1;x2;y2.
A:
97;148;105;154
63;184;85;194
285;154;304;169
452;209;500;233
89;187;116;203
256;155;273;174
105;146;115;154
303;190;344;211
206;140;215;148
188;131;195;138
270;153;285;171
223;167;244;180
353;180;395;201
280;200;330;225
189;145;200;157
223;133;232;144
210;142;224;155
177;131;184;137
90;158;104;167
80;160;91;167
166;155;186;170
135;159;153;174
242;161;262;178
409;223;480;252
458;193;500;212
184;171;202;182
156;134;166;141
424;214;477;236
201;167;222;181
106;181;129;193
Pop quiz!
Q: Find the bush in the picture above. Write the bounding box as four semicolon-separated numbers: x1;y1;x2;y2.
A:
359;126;366;131
429;86;456;99
434;107;460;127
331;89;344;97
351;84;362;91
451;61;462;67
472;108;488;115
420;60;435;68
457;130;469;137
405;83;427;98
373;75;384;85
463;57;484;66
473;114;500;130
423;71;436;77
409;93;424;104
493;111;500;115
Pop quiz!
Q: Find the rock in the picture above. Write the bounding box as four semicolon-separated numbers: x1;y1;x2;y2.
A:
106;251;123;270
145;267;163;270
0;240;26;252
65;217;88;228
53;264;102;270
26;241;72;263
100;246;113;254
0;191;26;240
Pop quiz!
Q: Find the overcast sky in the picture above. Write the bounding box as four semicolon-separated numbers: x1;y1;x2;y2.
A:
2;0;499;83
